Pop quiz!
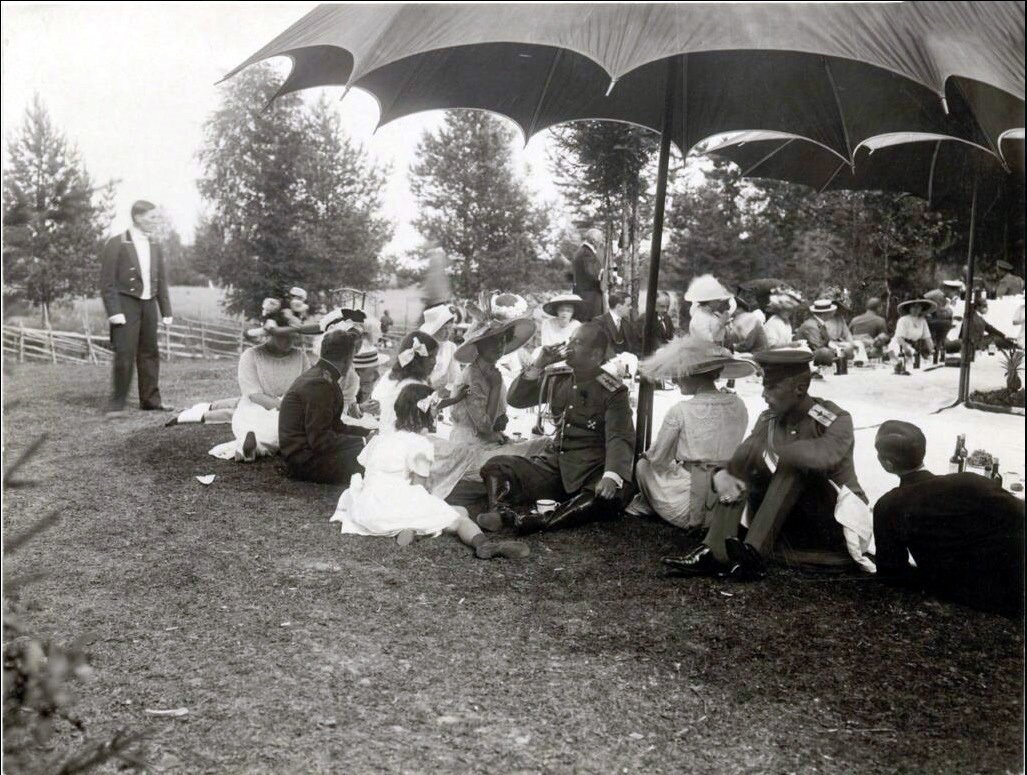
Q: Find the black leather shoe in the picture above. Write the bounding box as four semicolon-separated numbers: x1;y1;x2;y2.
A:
724;538;767;580
662;545;730;578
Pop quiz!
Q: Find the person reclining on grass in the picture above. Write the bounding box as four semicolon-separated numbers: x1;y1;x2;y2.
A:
474;321;635;535
872;420;1024;616
277;329;369;485
663;348;865;581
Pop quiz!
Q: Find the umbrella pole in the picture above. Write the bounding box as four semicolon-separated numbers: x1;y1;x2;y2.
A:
956;176;979;404
635;57;679;456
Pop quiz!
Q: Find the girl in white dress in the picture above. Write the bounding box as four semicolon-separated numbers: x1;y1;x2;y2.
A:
332;383;530;559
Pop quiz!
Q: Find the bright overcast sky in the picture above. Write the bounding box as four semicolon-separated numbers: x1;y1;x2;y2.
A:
1;3;563;258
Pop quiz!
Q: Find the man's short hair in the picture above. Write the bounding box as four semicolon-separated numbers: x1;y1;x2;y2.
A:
875;420;926;471
866;297;882;312
655;291;671;304
131;200;157;221
608;291;629;309
320;329;358;364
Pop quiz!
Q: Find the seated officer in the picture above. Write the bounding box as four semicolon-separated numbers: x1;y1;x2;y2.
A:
477;322;635;534
872;420;1024;616
664;349;864;580
278;329;368;485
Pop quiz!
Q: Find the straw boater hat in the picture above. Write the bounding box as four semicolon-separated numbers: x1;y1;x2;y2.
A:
684;274;733;304
542;293;585;317
639;336;758;381
352;343;390;370
419;303;456;335
808;299;838;315
454;317;537;363
898;298;937;313
997;259;1014;272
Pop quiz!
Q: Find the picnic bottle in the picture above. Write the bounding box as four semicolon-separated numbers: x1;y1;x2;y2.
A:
949;434;966;473
990;460;1003;488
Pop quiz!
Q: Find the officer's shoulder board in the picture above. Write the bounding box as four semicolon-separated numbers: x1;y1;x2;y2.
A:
808;400;838;428
596;371;625;393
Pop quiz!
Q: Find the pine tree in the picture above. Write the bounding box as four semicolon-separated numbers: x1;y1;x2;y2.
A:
2;96;115;325
549;122;659;309
194;66;392;316
409;111;551;296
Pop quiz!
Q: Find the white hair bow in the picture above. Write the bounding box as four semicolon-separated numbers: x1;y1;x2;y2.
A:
416;391;442;414
398;336;429;367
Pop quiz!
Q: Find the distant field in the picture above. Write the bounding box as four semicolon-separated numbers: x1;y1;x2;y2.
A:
5;285;427;334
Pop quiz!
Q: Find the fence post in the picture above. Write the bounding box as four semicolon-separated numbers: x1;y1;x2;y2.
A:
48;329;57;364
238;329;245;355
164;324;172;362
18;323;25;363
200;322;209;359
84;324;96;364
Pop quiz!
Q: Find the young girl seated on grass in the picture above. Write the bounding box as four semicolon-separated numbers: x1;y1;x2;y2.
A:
330;383;530;560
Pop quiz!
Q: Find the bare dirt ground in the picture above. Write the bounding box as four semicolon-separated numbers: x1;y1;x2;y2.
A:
3;360;1023;774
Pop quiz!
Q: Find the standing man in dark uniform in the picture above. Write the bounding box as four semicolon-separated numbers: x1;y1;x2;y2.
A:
477;322;635;533
572;228;605;322
872;420;1024;615
665;349;865;580
278;330;368;485
99;200;173;416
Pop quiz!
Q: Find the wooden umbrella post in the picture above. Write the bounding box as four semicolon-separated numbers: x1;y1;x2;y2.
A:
957;176;978;405
634;55;680;456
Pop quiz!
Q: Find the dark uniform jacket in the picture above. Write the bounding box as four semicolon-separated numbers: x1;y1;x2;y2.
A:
507;367;635;493
873;470;1024;614
99;231;172;317
728;397;864;498
995;272;1024;297
571;245;603;321
278;360;352;467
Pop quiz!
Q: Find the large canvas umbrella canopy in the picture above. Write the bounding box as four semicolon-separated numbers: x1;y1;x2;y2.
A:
706;130;1024;405
227;2;1025;448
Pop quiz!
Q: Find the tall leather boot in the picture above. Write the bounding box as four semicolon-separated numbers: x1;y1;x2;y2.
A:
515;491;604;535
476;474;516;532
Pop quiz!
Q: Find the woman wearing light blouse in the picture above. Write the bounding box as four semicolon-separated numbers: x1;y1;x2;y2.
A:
627;337;755;529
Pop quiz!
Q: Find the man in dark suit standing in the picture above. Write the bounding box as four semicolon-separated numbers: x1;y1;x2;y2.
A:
571;228;605;321
872;420;1024;616
99;200;173;416
594;290;640;359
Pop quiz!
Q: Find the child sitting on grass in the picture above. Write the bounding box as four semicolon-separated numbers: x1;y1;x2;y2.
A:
330;383;530;560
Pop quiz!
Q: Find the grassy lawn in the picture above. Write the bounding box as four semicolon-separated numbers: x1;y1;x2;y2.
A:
3;360;1023;774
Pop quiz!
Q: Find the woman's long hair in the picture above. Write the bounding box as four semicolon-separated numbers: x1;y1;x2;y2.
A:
389;332;440;383
394;382;435;433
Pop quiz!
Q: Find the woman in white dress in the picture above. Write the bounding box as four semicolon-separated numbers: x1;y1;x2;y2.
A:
762;289;803;348
684;275;734;344
420;303;462;390
539;293;584;348
627;337;755;530
208;319;310;462
332;382;529;559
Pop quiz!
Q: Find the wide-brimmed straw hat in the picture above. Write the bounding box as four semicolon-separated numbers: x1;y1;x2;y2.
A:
808;299;838;315
542;293;585;317
352;344;390;370
639;335;757;381
684;274;733;303
898;298;937;313
420;303;456;335
454;317;537;363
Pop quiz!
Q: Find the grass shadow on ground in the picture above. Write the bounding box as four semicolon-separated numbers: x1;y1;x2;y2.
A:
3;361;1023;774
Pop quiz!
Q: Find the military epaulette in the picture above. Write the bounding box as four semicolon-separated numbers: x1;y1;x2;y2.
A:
808;402;838;427
596;371;624;392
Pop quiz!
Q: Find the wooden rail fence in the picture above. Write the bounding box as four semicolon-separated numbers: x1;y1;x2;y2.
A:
3;316;409;366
